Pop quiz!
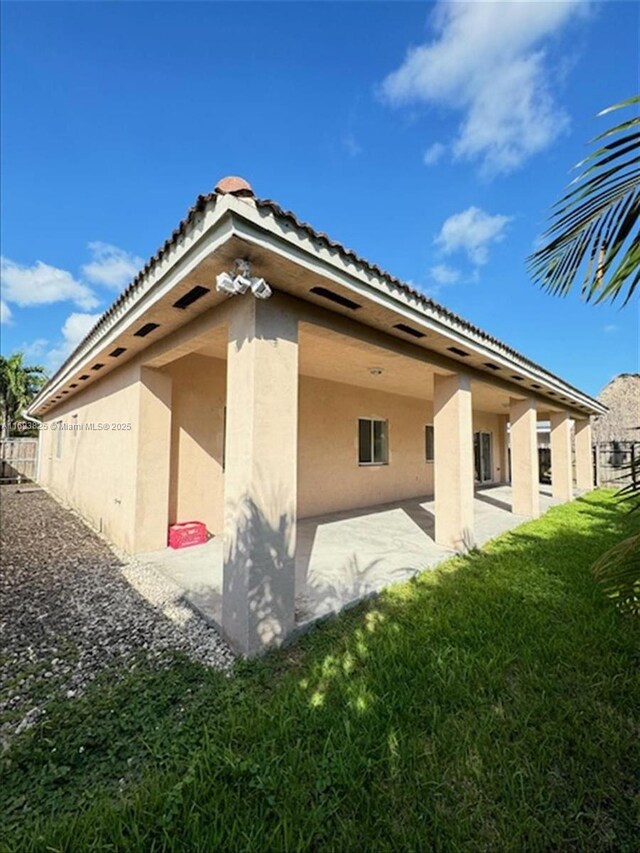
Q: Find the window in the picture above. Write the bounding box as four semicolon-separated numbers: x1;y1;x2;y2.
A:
425;425;434;462
55;421;63;459
358;418;388;465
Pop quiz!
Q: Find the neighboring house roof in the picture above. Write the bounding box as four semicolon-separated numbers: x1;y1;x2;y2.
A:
28;176;607;417
592;373;640;444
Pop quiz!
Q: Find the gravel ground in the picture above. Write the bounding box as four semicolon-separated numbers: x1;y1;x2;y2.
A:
0;486;235;750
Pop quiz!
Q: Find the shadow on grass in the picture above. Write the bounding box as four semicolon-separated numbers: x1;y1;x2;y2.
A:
2;492;639;852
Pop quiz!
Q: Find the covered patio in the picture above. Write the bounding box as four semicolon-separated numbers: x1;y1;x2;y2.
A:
29;179;603;656
135;303;594;653
135;484;569;634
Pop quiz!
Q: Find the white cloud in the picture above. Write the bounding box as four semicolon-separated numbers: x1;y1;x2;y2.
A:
46;312;102;372
82;241;144;289
0;257;99;310
423;142;446;166
21;338;49;360
435;207;512;265
0;299;12;324
603;324;619;334
380;1;585;175
429;263;461;285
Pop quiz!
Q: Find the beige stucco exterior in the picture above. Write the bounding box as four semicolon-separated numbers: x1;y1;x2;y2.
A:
30;178;604;655
166;354;226;535
222;297;299;653
38;328;511;558
509;397;540;519
550;412;573;503
433;373;474;550
34;291;593;656
575;419;593;490
39;361;144;553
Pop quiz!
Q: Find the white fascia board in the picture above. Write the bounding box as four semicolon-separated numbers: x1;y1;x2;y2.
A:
28;197;235;414
29;192;605;417
227;202;605;415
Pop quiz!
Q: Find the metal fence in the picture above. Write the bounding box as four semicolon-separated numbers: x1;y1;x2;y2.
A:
595;441;638;488
0;438;38;483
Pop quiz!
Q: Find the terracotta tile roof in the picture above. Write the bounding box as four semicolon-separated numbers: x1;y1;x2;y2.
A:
52;191;219;378
256;198;480;333
38;179;602;409
252;196;598;403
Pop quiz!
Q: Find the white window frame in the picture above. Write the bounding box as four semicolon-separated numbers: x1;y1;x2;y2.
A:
425;424;434;462
358;417;389;466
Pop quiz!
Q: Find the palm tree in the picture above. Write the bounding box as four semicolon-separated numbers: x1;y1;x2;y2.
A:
529;95;639;614
0;353;47;439
528;95;639;306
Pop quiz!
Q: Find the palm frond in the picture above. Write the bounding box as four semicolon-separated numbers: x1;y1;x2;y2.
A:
528;95;640;306
592;533;640;615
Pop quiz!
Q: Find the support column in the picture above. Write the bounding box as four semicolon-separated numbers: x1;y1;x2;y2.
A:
434;373;474;551
550;412;573;502
223;296;298;656
575;418;593;491
501;413;510;484
133;366;172;552
510;397;540;517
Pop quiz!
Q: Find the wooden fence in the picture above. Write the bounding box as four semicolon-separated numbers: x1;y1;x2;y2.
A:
0;438;39;483
594;441;638;488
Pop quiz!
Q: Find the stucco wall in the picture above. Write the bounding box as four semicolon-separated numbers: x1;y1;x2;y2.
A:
166;354;225;535
297;375;506;519
38;347;507;551
298;375;432;518
38;352;227;552
38;361;143;552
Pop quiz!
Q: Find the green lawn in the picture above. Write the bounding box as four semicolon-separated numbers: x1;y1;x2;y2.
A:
2;490;639;852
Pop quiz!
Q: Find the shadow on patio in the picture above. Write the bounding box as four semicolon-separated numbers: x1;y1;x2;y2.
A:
138;485;572;629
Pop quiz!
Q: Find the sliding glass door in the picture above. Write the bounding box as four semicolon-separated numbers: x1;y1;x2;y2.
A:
474;431;493;483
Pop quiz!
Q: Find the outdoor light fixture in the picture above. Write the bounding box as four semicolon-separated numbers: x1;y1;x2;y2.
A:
215;259;272;299
369;367;383;376
250;276;271;298
215;271;236;294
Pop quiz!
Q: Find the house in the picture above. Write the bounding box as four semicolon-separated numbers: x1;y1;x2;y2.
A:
28;176;605;655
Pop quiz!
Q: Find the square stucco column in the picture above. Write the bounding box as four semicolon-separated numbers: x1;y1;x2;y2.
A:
133;367;172;553
222;297;298;656
501;414;510;483
550;412;573;502
575;418;593;490
510;397;540;518
434;373;474;551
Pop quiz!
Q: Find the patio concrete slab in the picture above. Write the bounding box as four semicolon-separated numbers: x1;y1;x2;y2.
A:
135;485;571;632
135;538;223;625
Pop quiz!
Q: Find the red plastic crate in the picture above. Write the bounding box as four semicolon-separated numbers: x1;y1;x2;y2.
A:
168;521;207;549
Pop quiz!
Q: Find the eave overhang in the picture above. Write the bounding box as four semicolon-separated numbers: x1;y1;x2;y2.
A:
28;191;607;418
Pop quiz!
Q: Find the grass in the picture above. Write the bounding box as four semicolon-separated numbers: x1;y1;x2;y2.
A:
2;490;639;851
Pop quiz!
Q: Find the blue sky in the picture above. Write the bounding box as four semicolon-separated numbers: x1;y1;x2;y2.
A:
1;1;637;397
